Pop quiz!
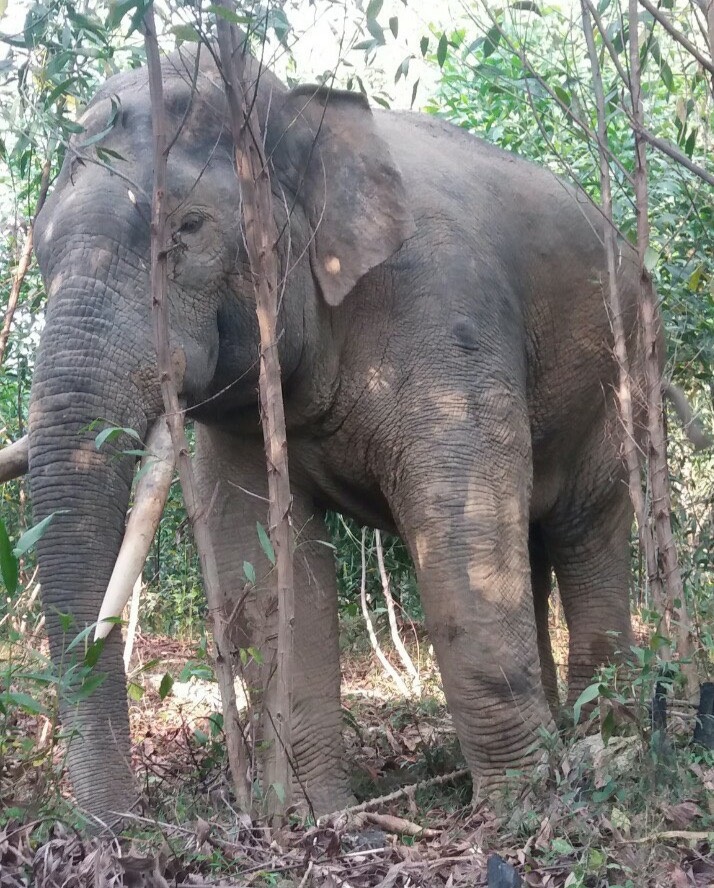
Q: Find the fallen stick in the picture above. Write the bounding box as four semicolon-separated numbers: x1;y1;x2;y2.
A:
317;768;469;824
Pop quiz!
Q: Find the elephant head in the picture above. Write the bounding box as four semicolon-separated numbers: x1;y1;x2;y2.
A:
27;43;413;822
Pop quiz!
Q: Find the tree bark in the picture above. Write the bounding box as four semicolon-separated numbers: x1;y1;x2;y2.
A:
628;0;697;695
214;13;295;817
142;4;251;811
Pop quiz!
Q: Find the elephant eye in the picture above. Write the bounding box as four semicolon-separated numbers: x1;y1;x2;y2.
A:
178;214;204;235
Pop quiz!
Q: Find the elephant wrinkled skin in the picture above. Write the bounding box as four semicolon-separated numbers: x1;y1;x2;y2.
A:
27;43;643;823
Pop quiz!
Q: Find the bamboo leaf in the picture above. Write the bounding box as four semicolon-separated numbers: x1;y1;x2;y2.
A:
256;522;275;565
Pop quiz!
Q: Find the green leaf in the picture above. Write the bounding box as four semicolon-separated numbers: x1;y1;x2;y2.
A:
0;517;18;596
437;33;448;68
658;59;674;92
208;4;251;25
159;673;174;699
77;97;121;149
366;0;383;19
366;17;385;44
684;128;697;158
419;36;429;57
553;85;570;107
270;781;286;803
256;522;275;565
171;24;200;43
601;707;615;746
410;78;420;108
644;245;660;272
688;265;703;292
483;25;502;58
95;425;142;450
14;512;67;558
127;681;144;701
83;638;105;668
65;623;97;653
3;691;44;715
511;0;542;12
243;561;256;584
573;682;600;724
389;16;398;39
179;661;214;682
68;672;106;703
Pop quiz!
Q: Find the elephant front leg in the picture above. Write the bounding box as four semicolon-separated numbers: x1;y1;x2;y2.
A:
193;425;353;816
393;413;555;794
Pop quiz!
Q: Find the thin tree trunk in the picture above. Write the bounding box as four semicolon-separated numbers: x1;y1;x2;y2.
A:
360;529;410;697
628;0;697;696
214;14;295;817
142;5;251;812
374;530;420;697
0;160;52;366
580;2;660;607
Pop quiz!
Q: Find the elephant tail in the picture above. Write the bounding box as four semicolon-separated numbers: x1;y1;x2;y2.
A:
663;382;713;452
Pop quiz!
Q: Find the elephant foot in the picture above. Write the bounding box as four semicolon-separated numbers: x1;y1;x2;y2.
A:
295;779;355;820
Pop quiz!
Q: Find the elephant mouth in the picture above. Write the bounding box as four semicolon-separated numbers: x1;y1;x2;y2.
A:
0;420;175;641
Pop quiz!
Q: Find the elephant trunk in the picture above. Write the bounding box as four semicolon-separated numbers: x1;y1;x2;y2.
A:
28;298;154;824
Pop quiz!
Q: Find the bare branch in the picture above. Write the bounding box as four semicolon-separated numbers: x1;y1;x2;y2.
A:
637;0;714;79
0;159;51;366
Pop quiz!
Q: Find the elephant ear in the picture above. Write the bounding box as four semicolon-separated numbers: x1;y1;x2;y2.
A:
267;86;415;307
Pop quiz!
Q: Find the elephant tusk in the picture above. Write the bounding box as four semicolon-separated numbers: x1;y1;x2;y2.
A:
95;421;175;640
0;435;28;483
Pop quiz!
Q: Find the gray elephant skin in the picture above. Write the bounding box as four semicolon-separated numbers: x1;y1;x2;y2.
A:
27;44;642;823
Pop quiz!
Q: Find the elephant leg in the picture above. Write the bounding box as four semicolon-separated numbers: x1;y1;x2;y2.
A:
193;424;352;816
393;400;554;793
530;524;559;716
543;482;633;706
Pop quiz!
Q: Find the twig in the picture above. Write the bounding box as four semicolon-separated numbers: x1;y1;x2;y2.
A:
317;768;470;824
374;529;421;697
619;829;714;844
637;0;714;79
359;528;410;697
141;3;251;811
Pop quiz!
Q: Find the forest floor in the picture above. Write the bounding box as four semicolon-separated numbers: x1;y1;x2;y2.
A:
1;628;714;887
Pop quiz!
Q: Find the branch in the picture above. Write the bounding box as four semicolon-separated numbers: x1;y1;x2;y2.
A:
637;0;714;79
580;2;654;577
0;159;51;366
359;528;410;698
142;3;251;811
374;530;420;697
628;0;698;694
214;10;295;817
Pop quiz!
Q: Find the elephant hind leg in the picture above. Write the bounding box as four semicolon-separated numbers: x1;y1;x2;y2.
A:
542;482;634;706
530;523;559;716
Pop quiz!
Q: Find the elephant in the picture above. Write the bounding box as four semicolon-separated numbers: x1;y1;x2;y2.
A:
18;40;649;824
